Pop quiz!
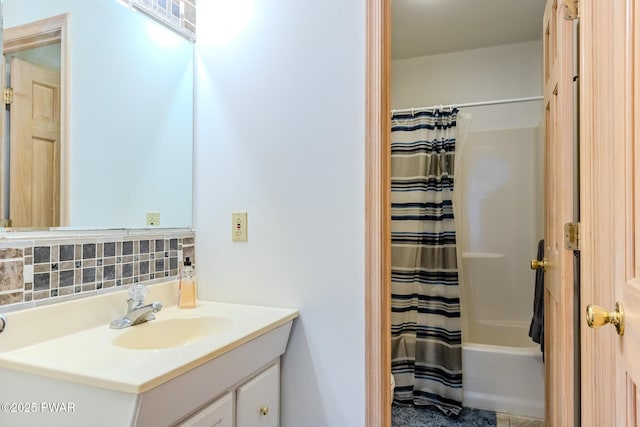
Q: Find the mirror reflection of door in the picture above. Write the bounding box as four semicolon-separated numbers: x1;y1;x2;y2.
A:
5;43;62;227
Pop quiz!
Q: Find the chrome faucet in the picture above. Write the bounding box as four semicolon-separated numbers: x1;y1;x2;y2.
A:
110;284;162;329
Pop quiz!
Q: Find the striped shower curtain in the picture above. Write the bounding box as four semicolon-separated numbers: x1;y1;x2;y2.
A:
390;108;462;416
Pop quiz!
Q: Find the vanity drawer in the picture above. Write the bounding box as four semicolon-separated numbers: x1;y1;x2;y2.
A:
178;392;233;427
236;364;279;427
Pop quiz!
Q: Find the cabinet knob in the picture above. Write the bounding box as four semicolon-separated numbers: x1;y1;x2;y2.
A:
260;405;269;416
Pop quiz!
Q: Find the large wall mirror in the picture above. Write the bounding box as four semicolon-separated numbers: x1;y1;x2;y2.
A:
1;0;194;230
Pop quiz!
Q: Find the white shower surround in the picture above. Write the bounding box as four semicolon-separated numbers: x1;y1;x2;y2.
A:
456;126;544;419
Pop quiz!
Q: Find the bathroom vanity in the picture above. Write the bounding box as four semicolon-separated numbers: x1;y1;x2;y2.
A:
0;282;298;427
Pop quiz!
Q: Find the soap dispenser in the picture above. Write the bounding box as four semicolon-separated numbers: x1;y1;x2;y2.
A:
178;257;196;308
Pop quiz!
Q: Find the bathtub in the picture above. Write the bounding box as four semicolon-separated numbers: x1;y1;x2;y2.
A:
459;253;545;419
462;323;545;419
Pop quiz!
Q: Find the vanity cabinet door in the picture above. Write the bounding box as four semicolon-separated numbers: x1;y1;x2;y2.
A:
236;364;279;427
178;392;233;427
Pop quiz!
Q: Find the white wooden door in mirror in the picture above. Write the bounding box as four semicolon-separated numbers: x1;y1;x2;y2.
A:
9;57;61;228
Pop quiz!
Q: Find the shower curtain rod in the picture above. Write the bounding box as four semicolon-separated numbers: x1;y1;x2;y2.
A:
391;95;544;115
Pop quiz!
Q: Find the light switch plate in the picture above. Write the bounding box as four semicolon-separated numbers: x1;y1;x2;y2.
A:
232;211;248;241
146;212;160;226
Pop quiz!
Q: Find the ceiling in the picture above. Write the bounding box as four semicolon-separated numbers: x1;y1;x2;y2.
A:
392;0;548;60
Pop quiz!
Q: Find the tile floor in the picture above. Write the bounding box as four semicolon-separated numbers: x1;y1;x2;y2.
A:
392;403;496;426
391;402;544;427
496;413;544;427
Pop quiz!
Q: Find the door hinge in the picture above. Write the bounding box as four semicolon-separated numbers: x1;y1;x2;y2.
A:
563;0;579;20
564;222;580;251
3;87;14;105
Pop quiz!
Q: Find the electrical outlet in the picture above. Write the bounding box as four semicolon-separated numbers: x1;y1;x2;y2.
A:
232;211;248;241
146;212;160;226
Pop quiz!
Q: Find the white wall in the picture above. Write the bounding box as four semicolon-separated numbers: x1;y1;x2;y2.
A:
194;2;365;426
392;41;543;131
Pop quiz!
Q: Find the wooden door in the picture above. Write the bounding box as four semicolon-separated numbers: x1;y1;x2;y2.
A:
9;57;61;228
543;1;576;425
580;0;640;425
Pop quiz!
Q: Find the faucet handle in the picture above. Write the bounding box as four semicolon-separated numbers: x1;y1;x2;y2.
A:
128;283;148;302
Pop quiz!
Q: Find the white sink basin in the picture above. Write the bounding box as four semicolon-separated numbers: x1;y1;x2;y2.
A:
112;316;234;350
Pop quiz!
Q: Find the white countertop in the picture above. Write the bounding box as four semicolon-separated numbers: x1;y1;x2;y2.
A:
0;282;298;394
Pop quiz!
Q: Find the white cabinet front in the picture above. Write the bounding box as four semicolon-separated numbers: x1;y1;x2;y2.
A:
178;392;234;427
236;364;279;427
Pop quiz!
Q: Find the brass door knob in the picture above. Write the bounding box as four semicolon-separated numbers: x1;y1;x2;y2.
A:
530;258;548;271
260;406;269;416
586;302;624;336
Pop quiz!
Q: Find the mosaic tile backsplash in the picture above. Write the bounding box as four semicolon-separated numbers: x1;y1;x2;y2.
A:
0;230;194;309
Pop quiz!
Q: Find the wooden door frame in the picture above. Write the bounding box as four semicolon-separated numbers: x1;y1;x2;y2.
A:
365;0;391;426
364;2;580;426
1;14;70;226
